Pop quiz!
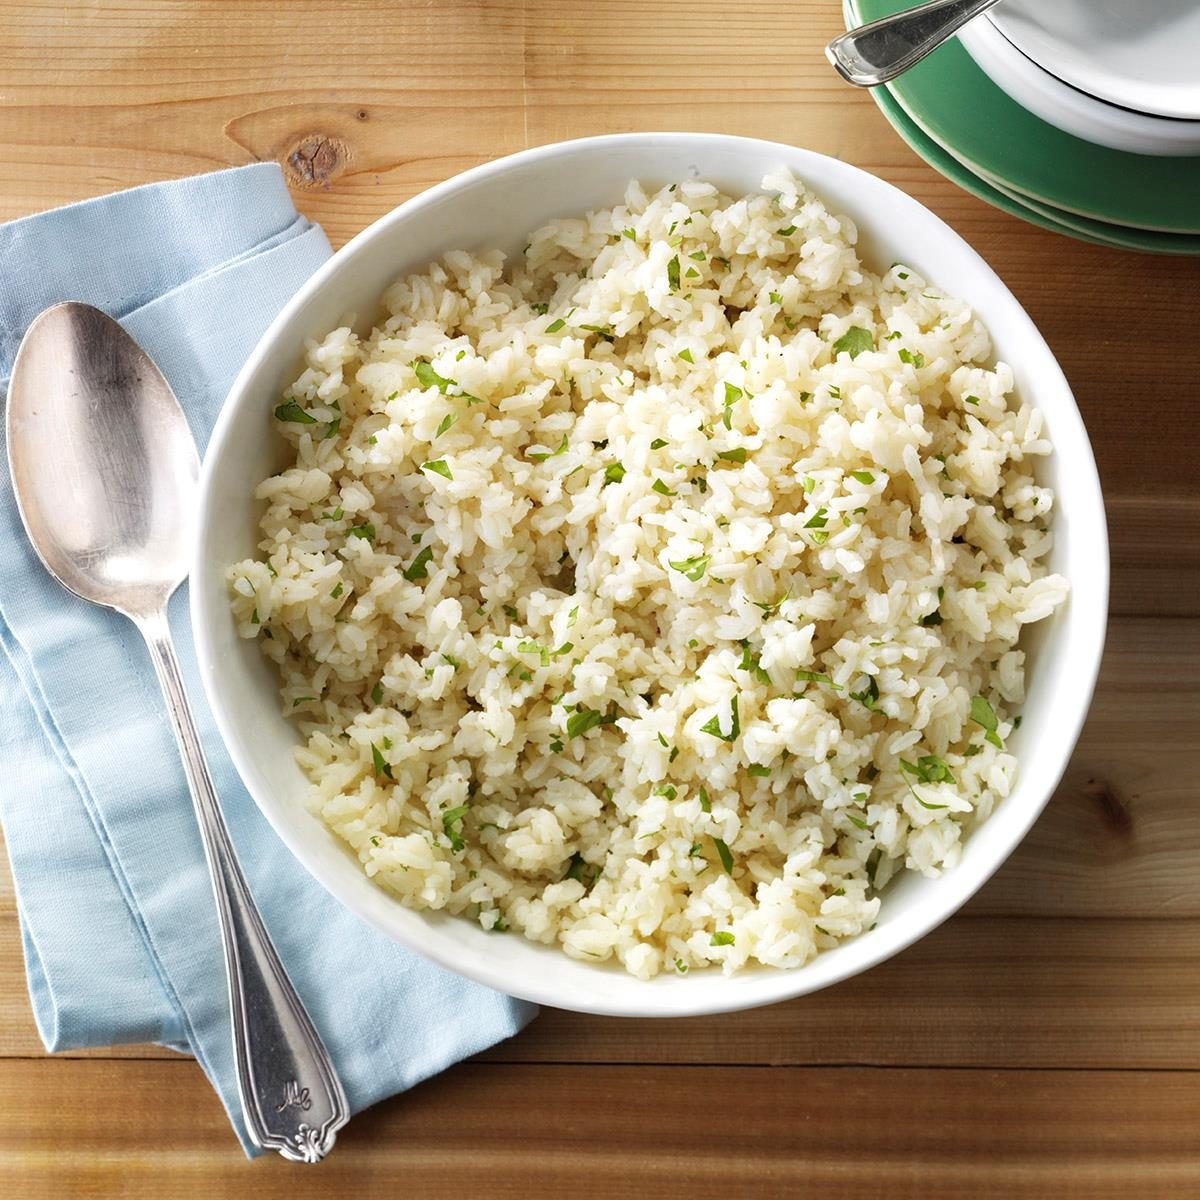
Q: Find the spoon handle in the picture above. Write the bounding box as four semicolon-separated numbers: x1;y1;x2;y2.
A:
136;608;349;1162
826;0;1002;87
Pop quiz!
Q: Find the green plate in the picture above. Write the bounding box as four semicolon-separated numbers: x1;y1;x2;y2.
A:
852;0;1200;234
866;68;1200;256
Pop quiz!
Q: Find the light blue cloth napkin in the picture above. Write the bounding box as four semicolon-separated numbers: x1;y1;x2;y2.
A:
0;164;536;1155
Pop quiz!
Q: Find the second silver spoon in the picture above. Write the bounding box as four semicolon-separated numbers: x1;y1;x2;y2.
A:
827;0;1003;87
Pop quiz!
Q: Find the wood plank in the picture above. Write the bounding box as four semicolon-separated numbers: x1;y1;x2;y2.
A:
2;1058;1198;1198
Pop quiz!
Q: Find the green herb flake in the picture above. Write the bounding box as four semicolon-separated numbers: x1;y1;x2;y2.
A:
403;544;434;582
322;505;344;521
778;224;797;236
699;786;712;813
435;412;457;438
678;348;695;363
371;743;394;780
885;330;902;341
330;582;344;599
898;347;925;368
846;812;869;830
565;852;600;890
668;553;710;582
850;675;880;711
323;417;341;440
347;522;376;542
804;507;829;529
700;696;740;742
653;784;678;801
622;227;637;240
686;266;700;278
652;478;676;496
900;755;956;786
769;290;783;304
710;929;735;946
274;399;317;424
970;695;1003;748
721;382;742;430
717;447;747;464
832;326;873;360
650;437;669;450
667;255;681;292
711;837;734;875
440;804;469;852
528;433;569;462
421;459;453;480
748;764;771;778
964;394;981;406
531;302;550;315
738;642;771;686
689;249;706;261
413;359;456;393
566;707;607;739
802;475;817;495
371;682;384;705
849;469;875;484
604;462;627;485
795;669;841;690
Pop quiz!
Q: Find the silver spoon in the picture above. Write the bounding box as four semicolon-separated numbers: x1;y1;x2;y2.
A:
6;301;348;1163
827;0;1003;87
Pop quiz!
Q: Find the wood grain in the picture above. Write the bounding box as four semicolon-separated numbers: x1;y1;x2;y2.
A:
3;1058;1199;1198
0;0;1197;1193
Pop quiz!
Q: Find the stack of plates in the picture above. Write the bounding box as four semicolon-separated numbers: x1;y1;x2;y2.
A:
844;0;1200;254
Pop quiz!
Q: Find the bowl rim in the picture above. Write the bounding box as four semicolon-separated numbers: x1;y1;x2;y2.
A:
192;132;1109;1016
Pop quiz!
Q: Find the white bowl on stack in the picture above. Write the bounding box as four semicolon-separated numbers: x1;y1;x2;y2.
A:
958;0;1200;157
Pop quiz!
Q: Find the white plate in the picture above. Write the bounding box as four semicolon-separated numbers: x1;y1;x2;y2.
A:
958;14;1200;158
989;0;1200;121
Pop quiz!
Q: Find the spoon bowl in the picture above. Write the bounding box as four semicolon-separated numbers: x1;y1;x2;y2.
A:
7;302;197;615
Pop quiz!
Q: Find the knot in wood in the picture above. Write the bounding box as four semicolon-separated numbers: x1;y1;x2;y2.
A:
284;133;349;189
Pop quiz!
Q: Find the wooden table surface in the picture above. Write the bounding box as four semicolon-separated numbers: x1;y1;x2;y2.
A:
2;2;1199;1195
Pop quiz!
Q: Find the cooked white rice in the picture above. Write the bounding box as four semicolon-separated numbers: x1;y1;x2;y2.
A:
229;170;1068;979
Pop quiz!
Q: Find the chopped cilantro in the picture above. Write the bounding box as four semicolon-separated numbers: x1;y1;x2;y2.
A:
795;669;841;690
717;447;747;464
652;479;676;496
371;682;383;705
846;812;869;830
769;290;782;304
700;696;740;742
722;382;742;430
274;399;316;424
421;459;453;480
898;347;925;368
885;330;902;341
528;434;569;462
678;348;694;363
850;675;880;711
699;786;712;813
565;852;600;890
435;412;457;438
964;395;981;406
503;604;519;619
804;507;829;529
738;642;770;686
689;249;706;260
778;224;797;235
441;804;469;852
970;695;1003;748
748;763;771;778
323;417;341;440
668;553;710;582
900;755;955;786
413;359;456;392
650;437;669;450
710;930;735;946
622;227;637;240
330;582;344;599
849;469;875;484
403;544;434;581
712;838;734;875
567;707;611;739
347;522;376;542
653;784;678;801
371;743;393;780
604;462;626;485
833;326;873;359
667;255;681;291
532;302;550;315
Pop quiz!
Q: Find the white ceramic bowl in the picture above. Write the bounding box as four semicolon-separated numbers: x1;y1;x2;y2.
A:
192;133;1108;1017
958;15;1200;158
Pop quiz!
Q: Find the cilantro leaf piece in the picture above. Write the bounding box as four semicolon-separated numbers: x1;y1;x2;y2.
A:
717;447;747;464
565;852;601;890
323;417;341;440
898;347;925;368
545;318;566;333
441;805;469;852
795;669;841;690
274;400;316;424
347;522;376;542
650;437;668;450
804;507;829;529
413;359;455;392
900;755;956;786
604;462;626;485
567;707;614;739
652;478;676;496
371;682;383;705
712;838;734;876
850;675;880;711
699;786;712;812
700;696;740;742
846;812;869;830
678;348;694;363
778;224;797;235
667;255;681;292
528;434;569;462
668;553;711;582
832;326;873;359
403;544;434;582
421;459;453;480
710;930;735;946
970;695;1004;748
371;743;393;780
435;412;457;438
849;469;875;484
747;764;771;778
